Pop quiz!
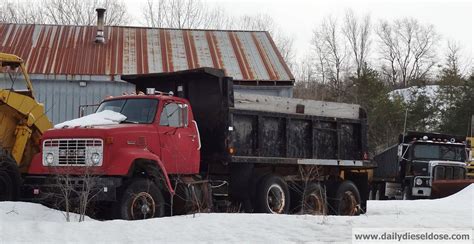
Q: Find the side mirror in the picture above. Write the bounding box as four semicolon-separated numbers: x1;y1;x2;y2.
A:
178;104;188;127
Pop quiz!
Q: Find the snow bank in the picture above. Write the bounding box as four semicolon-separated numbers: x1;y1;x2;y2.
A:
54;110;126;128
0;185;472;243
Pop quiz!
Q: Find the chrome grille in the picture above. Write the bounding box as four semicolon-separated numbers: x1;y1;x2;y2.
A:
43;139;103;166
433;165;465;180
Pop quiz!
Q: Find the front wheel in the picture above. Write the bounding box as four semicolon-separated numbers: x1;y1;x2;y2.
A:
255;174;290;214
402;186;413;200
117;179;165;220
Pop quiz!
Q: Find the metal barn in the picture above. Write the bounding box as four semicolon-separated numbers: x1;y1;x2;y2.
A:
0;22;294;124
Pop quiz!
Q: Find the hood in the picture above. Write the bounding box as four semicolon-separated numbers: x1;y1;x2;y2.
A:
43;123;156;139
427;160;467;167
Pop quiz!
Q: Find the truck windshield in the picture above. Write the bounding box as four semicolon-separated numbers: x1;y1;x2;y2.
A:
413;143;466;162
96;98;158;124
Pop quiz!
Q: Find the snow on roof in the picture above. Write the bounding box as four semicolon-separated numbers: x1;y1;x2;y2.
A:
54;110;126;128
389;85;439;102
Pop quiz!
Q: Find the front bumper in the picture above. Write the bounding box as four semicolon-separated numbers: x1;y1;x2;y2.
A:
20;175;123;203
411;186;431;197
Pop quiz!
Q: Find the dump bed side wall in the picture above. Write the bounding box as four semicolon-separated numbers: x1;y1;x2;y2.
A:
373;144;400;180
230;109;365;160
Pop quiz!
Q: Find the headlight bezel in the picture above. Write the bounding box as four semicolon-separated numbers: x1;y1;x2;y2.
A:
45;153;54;165
90;152;101;165
415;178;423;186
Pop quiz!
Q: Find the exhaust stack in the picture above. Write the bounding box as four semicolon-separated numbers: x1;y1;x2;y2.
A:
95;8;106;43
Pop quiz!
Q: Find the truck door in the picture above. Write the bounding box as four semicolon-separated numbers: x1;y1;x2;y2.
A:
157;102;200;174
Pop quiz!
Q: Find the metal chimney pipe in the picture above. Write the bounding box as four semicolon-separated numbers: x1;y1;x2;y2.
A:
95;8;106;43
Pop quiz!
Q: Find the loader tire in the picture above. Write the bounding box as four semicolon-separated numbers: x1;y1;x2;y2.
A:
0;155;21;201
117;178;165;220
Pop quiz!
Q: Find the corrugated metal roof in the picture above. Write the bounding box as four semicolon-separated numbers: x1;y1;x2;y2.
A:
0;23;294;82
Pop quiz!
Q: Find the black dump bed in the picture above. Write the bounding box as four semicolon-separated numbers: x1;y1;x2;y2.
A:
373;144;400;181
122;68;372;170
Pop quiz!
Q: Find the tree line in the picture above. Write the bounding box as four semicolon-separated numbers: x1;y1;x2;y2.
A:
1;0;472;153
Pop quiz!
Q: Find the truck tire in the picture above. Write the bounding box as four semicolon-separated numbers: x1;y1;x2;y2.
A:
374;183;387;200
0;155;21;201
331;180;361;216
402;186;413;200
255;174;290;214
117;179;165;220
368;185;375;200
301;183;327;215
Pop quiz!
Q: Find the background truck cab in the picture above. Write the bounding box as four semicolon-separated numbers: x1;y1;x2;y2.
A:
371;131;470;200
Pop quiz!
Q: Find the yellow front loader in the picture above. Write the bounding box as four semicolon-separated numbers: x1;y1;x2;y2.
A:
0;53;52;201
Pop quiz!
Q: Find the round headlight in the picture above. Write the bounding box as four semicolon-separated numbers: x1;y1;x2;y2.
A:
91;153;101;165
46;153;54;164
415;178;423;186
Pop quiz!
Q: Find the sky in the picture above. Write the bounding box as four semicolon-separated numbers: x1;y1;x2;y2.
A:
125;0;473;62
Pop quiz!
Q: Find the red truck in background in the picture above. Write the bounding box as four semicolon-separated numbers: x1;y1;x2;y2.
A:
22;68;375;220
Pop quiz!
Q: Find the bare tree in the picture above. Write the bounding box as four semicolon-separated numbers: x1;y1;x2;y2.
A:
46;165;104;222
377;18;439;88
0;0;47;24
312;16;348;101
142;0;166;27
43;0;129;26
342;10;371;79
143;0;207;29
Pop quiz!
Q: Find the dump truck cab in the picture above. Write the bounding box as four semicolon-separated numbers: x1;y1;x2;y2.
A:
27;92;200;194
399;134;468;198
372;131;470;200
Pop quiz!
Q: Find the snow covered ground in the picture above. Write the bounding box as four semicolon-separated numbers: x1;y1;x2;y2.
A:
1;185;473;243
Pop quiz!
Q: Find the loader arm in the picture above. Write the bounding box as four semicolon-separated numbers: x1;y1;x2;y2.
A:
0;52;52;169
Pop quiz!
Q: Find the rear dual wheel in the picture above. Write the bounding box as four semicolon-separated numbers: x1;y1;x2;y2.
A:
330;180;361;216
255;174;290;214
301;183;327;215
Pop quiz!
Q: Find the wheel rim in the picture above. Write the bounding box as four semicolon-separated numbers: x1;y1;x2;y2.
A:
266;183;285;214
303;192;325;215
130;192;156;219
340;190;358;215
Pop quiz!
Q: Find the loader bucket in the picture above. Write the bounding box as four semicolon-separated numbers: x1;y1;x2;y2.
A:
431;179;474;198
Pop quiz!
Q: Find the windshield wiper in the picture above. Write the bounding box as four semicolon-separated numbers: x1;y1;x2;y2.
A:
121;120;139;124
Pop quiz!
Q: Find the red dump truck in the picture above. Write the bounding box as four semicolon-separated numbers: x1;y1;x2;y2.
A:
22;68;374;219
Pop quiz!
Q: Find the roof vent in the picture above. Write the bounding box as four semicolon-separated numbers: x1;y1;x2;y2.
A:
95;8;106;43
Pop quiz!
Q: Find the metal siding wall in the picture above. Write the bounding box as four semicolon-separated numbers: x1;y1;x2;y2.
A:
31;79;135;124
